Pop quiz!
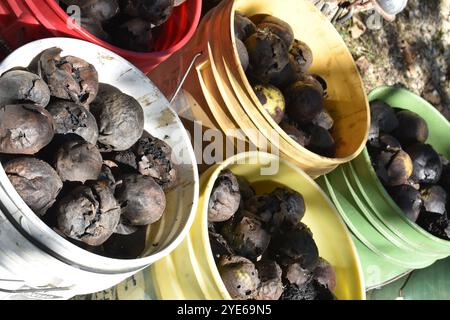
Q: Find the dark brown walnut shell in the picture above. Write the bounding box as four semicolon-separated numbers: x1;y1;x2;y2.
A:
281;279;336;300
420;185;447;215
122;0;174;26
0;104;54;155
370;133;402;151
114;215;139;236
80;17;111;42
312;110;334;131
234;12;256;41
90;83;144;152
268;57;300;89
46;100;99;145
373;149;413;187
311;74;328;97
289;39;313;74
54;139;103;183
208;169;241;222
279;121;310;147
368;100;399;145
4;157;62;216
388;184;423;222
270;187;306;230
102;226;147;259
292;75;326;98
313;257;337;291
209;229;234;261
392;110;428;146
406;143;443;184
62;0;119;22
29;47;99;107
133;134;177;189
115;174;166;226
0;69;50;107
284;81;324;125
56;180;121;246
257;21;294;50
113;149;138;171
304;125;336;158
221;212;271;259
244;194;279;224
236;38;249;71
259;15;295;49
236;176;255;202
218;255;260;300
269;223;319;270
283;262;312;287
98;161;118;191
254;260;284;300
113;18;154;52
244;188;306;232
245;28;289;84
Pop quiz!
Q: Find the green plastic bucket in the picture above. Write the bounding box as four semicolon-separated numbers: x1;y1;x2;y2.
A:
318;86;450;288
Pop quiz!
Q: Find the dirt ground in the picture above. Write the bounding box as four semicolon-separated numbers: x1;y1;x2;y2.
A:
335;0;450;121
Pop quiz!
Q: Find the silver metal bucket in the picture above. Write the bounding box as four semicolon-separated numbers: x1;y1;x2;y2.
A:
0;38;199;299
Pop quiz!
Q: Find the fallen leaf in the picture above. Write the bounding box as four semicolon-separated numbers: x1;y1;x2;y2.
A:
355;56;371;75
351;14;367;39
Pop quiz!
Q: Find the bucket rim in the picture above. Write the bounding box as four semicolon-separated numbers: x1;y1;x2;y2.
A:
322;169;437;268
344;160;450;254
349;230;414;290
342;162;447;257
341;164;441;256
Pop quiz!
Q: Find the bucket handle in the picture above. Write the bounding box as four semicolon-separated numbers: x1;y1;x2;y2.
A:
169;51;203;104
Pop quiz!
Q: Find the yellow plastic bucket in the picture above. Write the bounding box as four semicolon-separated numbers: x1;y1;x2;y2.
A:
149;0;370;178
147;152;366;300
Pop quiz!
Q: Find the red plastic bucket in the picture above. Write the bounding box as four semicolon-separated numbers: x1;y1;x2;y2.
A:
0;0;202;72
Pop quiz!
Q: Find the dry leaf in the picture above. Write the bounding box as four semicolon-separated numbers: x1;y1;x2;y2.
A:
351;14;367;39
355;56;371;75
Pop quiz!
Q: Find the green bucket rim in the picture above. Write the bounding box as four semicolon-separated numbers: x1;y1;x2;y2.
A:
339;165;424;253
340;162;443;258
344;160;449;255
319;174;431;268
349;232;412;289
